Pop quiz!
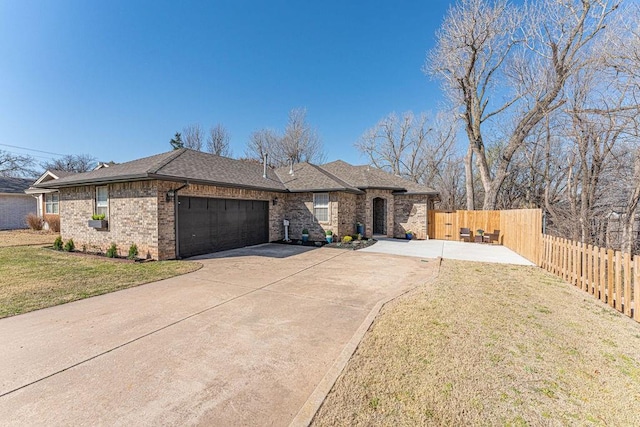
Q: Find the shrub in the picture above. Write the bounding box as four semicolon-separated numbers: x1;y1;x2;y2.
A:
106;243;118;258
128;243;138;260
25;213;43;230
63;239;75;252
44;214;60;232
357;233;363;240
53;236;63;251
342;235;353;243
92;213;106;220
325;230;333;236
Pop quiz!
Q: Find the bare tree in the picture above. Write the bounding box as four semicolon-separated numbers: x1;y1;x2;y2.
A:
0;150;35;177
280;108;325;165
244;108;325;167
182;124;204;151
207;124;232;157
355;111;456;185
427;0;621;210
245;128;280;163
41;154;96;173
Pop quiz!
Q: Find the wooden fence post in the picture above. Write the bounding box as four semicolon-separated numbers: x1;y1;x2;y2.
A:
624;252;632;316
615;251;622;312
608;249;615;307
634;256;640;321
600;247;606;303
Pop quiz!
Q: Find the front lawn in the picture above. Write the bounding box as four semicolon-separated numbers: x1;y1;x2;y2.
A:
312;260;640;426
0;246;201;318
0;229;57;247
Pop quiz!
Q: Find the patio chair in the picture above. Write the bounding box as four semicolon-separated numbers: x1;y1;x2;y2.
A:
459;227;471;242
483;229;500;244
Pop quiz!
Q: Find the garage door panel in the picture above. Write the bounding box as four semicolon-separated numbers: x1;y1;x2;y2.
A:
178;196;269;258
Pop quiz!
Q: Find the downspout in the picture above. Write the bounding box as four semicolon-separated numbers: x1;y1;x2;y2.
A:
170;182;189;259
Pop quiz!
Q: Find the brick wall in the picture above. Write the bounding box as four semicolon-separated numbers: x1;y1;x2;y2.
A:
394;194;429;239
280;192;337;241
60;181;160;259
337;192;359;238
0;194;37;230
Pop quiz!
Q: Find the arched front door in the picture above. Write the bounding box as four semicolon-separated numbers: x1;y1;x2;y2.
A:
373;197;386;235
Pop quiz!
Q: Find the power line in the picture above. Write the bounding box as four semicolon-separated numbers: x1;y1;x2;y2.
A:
0;143;68;157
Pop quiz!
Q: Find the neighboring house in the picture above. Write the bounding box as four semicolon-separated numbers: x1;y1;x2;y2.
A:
34;149;439;259
0;176;37;230
25;169;76;219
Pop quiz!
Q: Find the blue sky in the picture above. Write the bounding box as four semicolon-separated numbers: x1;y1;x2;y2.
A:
0;1;452;167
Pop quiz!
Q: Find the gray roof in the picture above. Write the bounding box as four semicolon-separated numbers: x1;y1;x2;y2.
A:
49;170;76;179
275;162;362;193
0;176;33;194
316;160;438;195
35;149;438;195
36;149;287;192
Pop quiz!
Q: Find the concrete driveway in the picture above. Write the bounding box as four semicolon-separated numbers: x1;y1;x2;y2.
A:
360;238;535;265
0;244;437;426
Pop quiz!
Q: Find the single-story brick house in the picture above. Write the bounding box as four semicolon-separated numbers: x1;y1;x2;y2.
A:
0;176;37;230
35;149;439;259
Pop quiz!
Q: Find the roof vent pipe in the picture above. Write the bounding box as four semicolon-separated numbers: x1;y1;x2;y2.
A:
263;153;268;179
289;158;294;175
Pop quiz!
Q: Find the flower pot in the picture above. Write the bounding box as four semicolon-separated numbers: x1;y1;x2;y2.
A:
301;234;309;243
326;236;333;243
406;233;413;240
88;219;108;229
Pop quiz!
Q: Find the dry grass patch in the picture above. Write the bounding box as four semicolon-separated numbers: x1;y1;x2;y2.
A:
0;246;201;318
0;230;57;247
313;259;640;426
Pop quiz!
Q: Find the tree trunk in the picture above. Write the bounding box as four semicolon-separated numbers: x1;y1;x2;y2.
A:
464;145;475;210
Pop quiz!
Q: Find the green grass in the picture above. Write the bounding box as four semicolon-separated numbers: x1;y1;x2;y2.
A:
0;246;201;318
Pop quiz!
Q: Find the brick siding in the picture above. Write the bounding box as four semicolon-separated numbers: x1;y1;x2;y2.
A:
394;194;429;239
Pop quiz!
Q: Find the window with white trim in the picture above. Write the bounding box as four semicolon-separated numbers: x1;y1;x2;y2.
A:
45;193;59;214
313;193;329;222
96;186;109;219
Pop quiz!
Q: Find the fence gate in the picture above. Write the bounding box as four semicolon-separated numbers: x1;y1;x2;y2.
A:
429;210;457;240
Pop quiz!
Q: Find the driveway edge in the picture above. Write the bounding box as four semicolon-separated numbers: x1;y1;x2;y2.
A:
288;277;434;426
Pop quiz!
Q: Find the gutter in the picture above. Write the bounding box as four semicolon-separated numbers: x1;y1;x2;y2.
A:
170;182;189;260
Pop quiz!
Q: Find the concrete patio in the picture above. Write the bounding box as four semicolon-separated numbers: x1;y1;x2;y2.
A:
360;238;535;265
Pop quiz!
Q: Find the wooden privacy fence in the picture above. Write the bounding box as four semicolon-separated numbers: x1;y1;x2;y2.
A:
541;235;640;322
428;209;542;264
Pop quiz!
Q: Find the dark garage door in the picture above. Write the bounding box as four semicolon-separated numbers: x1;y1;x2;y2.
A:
178;196;269;258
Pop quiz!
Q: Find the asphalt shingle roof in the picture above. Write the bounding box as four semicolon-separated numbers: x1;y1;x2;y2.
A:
36;149;287;192
35;149;438;195
320;160;438;194
0;176;33;194
274;162;361;193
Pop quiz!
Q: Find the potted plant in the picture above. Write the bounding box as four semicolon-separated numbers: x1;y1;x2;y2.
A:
476;229;484;236
356;222;364;236
405;230;414;240
301;228;309;243
325;229;333;243
88;213;108;229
